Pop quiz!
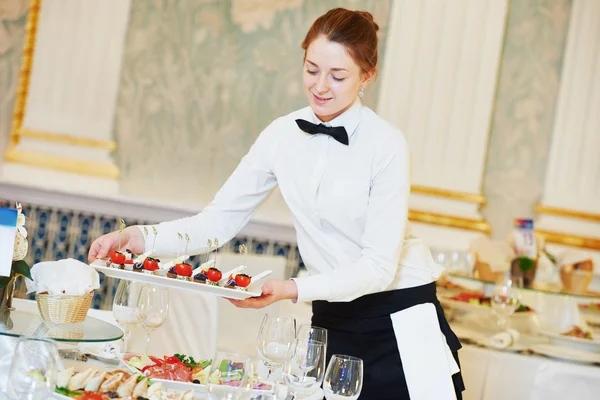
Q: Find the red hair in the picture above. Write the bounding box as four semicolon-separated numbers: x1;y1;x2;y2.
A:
301;8;380;75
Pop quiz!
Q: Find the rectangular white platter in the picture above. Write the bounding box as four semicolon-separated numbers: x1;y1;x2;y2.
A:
90;260;262;300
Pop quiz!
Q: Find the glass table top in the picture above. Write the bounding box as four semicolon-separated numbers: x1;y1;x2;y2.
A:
0;308;123;343
448;273;600;301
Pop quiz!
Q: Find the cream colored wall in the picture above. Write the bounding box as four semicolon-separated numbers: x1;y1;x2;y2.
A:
0;0;586;244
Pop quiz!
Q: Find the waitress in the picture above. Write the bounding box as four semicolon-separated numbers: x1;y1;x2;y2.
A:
89;8;464;399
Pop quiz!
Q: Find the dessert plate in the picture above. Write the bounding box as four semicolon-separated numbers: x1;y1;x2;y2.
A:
91;260;270;300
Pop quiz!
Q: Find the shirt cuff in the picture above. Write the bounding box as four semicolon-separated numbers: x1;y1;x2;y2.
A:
292;273;333;303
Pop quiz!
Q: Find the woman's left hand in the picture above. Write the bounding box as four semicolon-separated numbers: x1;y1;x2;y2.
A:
227;279;298;309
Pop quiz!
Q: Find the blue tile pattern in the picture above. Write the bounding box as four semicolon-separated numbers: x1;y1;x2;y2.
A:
1;200;303;310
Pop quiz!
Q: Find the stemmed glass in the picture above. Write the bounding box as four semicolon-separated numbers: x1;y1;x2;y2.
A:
296;325;327;347
112;280;145;353
256;314;296;382
137;285;169;354
283;339;327;399
5;338;60;400
323;355;363;400
491;276;521;332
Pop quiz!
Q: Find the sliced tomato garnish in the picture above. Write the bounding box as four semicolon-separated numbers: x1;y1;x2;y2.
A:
149;355;164;365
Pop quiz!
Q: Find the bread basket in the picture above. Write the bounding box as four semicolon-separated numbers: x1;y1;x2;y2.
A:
36;291;93;324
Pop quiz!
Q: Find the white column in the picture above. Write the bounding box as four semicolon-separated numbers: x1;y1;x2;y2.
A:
377;0;508;249
2;0;131;195
535;0;600;267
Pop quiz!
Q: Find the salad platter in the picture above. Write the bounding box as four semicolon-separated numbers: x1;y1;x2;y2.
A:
120;353;273;395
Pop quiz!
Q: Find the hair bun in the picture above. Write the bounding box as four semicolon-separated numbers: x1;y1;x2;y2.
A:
356;10;379;32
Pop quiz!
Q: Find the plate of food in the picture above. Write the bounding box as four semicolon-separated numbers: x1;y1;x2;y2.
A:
537;326;600;352
120;352;274;395
530;343;600;364
439;292;535;316
91;255;271;300
578;302;600;326
53;365;198;399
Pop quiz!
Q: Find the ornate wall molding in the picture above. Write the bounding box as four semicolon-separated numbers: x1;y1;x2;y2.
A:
4;0;130;181
377;0;509;245
535;0;600;254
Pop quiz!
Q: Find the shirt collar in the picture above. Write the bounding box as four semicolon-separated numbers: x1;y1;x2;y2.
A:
309;97;362;139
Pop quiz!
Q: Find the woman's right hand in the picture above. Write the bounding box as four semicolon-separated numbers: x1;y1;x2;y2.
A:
87;226;146;263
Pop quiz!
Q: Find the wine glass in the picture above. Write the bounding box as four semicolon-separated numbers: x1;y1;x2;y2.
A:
137;285;169;354
296;325;327;346
256;314;296;382
206;351;250;400
112;280;145;353
491;276;521;332
5;338;60;400
323;355;363;400
282;339;326;399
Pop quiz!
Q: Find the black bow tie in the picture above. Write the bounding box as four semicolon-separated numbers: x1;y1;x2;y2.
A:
295;119;349;146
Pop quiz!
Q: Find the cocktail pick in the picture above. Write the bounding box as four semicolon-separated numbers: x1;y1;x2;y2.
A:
177;232;183;258
118;219;126;250
185;233;190;256
151;226;158;251
213;238;219;265
238;244;248;267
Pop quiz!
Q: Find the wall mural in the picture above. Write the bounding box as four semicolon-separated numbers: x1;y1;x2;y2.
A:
114;0;392;209
0;0;28;156
482;0;572;238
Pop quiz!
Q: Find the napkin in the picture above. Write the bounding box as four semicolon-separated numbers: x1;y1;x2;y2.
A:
520;290;588;332
469;237;515;272
25;258;100;295
391;303;459;400
489;329;520;349
557;250;593;268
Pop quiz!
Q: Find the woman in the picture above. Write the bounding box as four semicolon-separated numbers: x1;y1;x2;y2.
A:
89;8;464;399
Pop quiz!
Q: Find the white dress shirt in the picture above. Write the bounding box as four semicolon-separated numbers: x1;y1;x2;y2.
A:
140;98;444;303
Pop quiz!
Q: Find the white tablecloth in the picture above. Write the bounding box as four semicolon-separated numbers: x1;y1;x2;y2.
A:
460;344;600;400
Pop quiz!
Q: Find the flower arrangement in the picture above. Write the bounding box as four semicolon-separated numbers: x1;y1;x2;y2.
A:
0;203;32;299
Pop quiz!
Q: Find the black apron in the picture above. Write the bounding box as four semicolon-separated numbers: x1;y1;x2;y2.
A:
311;282;465;399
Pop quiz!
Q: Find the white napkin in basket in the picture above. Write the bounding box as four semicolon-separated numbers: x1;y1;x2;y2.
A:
25;258;100;295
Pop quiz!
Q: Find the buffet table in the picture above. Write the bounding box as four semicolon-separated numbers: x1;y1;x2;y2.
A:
2;296;600;400
460;344;600;400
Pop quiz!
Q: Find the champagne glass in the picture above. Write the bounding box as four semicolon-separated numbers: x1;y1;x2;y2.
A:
256;314;296;382
206;351;250;400
283;339;326;399
137;285;169;354
296;325;327;346
112;280;145;353
491;276;520;332
6;338;60;400
323;355;363;400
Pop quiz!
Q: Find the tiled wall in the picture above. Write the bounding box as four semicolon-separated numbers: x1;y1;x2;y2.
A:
2;200;302;310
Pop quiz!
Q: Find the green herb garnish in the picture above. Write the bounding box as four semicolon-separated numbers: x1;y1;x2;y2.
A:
55;386;82;397
174;353;211;369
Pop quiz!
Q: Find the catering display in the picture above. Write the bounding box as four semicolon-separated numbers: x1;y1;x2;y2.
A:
92;227;272;300
54;367;195;399
120;353;273;394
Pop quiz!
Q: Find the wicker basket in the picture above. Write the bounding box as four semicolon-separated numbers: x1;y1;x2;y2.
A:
36;291;93;324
